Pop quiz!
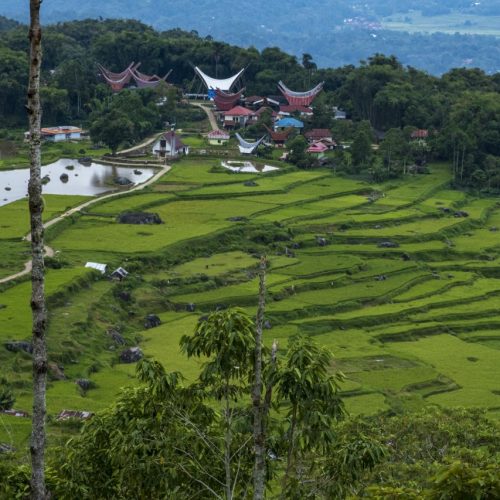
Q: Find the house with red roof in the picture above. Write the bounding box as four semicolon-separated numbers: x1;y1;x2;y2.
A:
410;129;429;140
25;126;83;142
207;129;230;145
307;141;328;158
223;106;257;128
304;129;333;143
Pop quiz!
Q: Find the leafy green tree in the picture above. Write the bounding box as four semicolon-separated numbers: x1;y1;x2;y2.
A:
275;334;345;496
180;309;256;500
379;127;409;176
89;110;134;154
287;135;309;166
351;120;373;169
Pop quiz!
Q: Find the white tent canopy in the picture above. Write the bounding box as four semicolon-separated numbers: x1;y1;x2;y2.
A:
194;66;245;91
235;133;266;154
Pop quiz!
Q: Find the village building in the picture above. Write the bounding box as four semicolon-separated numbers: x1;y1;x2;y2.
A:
278;80;324;106
151;130;189;158
274;117;304;131
265;125;292;147
194;66;245;92
213;88;245;111
278;104;313;117
85;262;107;274
304;128;333;143
111;267;129;281
319;138;338;150
411;129;429;140
223;106;257;128
25;126;83;142
306;141;328;158
333;106;347;120
207;129;230;145
244;95;281;110
235;133;266;154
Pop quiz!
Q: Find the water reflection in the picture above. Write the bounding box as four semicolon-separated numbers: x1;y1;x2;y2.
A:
0;158;156;207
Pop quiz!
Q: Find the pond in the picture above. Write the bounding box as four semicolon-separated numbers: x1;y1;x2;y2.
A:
221;160;279;173
0;158;156;207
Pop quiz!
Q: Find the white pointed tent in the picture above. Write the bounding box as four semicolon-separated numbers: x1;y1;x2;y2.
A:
194;66;245;91
235;133;266;154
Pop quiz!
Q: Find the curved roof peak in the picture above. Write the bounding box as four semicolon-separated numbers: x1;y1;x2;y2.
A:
194;66;245;91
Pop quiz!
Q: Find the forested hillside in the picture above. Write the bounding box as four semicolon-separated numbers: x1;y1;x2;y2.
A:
1;1;500;73
1;18;499;188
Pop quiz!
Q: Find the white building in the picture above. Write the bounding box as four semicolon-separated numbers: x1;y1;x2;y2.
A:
25;126;83;142
152;131;189;158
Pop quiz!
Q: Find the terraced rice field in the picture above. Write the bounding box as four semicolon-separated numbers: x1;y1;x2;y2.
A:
1;158;500;447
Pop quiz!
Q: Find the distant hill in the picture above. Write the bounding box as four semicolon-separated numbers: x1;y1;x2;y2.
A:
0;15;19;32
1;1;500;74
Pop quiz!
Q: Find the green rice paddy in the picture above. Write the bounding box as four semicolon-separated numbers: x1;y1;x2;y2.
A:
1;158;500;449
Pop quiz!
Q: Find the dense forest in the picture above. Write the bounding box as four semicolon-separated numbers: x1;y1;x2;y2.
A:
2;1;500;73
1;17;499;188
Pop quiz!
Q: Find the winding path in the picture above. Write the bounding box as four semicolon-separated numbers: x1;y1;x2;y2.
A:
0;163;171;285
192;102;220;132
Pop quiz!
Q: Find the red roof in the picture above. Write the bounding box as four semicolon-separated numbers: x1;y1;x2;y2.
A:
207;129;230;139
307;142;328;153
411;129;429;139
41;126;82;136
305;129;332;140
224;106;255;117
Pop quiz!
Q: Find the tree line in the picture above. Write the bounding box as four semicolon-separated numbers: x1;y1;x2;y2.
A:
0;18;499;184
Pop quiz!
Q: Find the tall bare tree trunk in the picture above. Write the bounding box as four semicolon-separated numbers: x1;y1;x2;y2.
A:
27;1;47;498
252;256;267;499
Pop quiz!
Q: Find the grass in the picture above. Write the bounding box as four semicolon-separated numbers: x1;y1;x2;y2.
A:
1;156;500;450
0;194;91;239
0;139;110;171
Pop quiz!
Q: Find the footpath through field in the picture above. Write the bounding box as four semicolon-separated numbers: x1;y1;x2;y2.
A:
192;102;220;132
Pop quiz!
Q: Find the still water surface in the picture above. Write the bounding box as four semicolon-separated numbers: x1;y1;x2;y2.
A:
0;159;156;207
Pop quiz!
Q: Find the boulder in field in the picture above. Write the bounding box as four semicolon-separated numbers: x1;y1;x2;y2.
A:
120;347;143;364
5;341;32;354
144;314;161;329
75;379;93;391
378;241;399;248
60;173;69;183
114;176;132;186
117;212;163;224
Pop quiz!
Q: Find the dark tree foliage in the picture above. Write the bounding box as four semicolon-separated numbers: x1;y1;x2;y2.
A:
0;18;498;187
